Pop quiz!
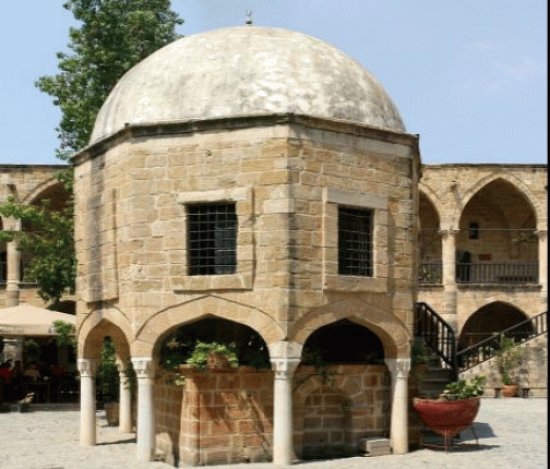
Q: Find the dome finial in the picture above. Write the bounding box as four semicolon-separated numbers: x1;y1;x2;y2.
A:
245;10;253;25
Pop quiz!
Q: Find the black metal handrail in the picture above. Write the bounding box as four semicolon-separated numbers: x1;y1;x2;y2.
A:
414;302;457;378
457;311;547;371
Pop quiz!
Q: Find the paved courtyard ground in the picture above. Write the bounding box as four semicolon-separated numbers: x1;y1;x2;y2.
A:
0;397;546;468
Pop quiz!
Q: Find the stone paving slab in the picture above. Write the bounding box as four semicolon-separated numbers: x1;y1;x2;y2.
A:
0;398;546;469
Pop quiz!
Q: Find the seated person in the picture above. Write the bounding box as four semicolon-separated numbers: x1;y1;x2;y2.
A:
0;361;13;383
23;362;41;380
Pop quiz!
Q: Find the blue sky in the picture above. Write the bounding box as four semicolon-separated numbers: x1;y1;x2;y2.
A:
0;1;547;165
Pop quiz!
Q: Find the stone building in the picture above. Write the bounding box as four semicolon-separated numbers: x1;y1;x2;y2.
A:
0;164;71;309
0;164;74;362
1;25;547;466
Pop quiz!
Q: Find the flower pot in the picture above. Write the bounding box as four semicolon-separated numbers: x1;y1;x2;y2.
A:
501;384;519;398
413;397;480;441
206;352;231;370
104;402;119;426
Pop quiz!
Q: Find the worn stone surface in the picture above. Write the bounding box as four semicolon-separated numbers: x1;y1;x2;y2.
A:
154;364;389;466
75;117;419;362
91;27;405;143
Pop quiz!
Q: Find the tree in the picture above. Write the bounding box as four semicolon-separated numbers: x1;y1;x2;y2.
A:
0;1;183;302
37;0;183;160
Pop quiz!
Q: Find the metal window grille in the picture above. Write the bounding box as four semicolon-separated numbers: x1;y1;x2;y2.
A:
338;206;373;276
187;203;237;275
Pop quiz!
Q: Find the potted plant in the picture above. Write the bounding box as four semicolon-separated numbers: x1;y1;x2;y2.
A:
96;339;120;425
411;340;431;375
494;336;525;397
186;341;239;371
413;375;486;449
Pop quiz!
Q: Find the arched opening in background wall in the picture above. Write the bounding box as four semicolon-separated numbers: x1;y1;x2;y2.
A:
294;319;389;460
0;218;5;286
157;316;270;370
457;179;538;285
418;192;442;284
458;302;532;350
21;182;71;283
154;316;272;466
301;319;385;365
80;318;132;405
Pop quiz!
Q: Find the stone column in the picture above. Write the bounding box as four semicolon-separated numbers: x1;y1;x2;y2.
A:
3;236;23;361
5;238;21;307
1;337;23;362
535;230;547;309
440;229;459;326
117;360;133;433
132;357;156;462
269;341;302;466
385;358;411;455
78;358;98;446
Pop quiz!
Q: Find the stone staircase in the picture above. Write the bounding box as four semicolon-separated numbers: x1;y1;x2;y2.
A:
416;356;454;399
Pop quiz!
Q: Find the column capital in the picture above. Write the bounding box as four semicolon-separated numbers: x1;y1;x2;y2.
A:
131;357;155;379
534;229;548;240
270;357;301;380
116;359;132;376
438;228;460;238
77;358;99;377
268;341;302;380
268;340;303;360
385;358;411;378
2;217;21;232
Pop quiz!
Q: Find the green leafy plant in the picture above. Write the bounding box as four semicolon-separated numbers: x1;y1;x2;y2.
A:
23;339;41;363
440;375;486;400
186;341;239;372
52;320;76;348
495;336;525;385
96;339;119;402
411;340;431;365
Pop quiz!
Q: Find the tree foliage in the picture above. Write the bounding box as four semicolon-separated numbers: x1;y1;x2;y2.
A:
0;179;75;303
36;0;183;159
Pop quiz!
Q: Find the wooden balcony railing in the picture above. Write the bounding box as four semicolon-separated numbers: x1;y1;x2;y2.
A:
419;261;539;285
456;262;538;284
418;263;442;284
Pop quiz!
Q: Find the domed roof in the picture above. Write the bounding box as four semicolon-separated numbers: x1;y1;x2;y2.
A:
90;26;405;143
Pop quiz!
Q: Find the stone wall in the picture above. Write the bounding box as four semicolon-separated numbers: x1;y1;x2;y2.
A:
460;333;548;398
418;164;548;332
293;364;390;459
153;364;390;466
74;117;418;359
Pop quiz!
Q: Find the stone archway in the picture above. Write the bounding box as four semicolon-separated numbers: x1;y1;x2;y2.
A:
419;191;443;284
459;302;532;350
133;295;284;359
78;311;133;445
290;297;411;359
456;178;538;285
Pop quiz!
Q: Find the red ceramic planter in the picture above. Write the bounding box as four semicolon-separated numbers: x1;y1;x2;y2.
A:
413;397;481;441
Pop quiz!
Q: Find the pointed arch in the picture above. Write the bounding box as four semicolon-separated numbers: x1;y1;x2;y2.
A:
418;184;444;229
133;295;285;358
289;297;411;359
458;301;531;350
460;174;543;228
22;177;66;205
78;306;133;359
